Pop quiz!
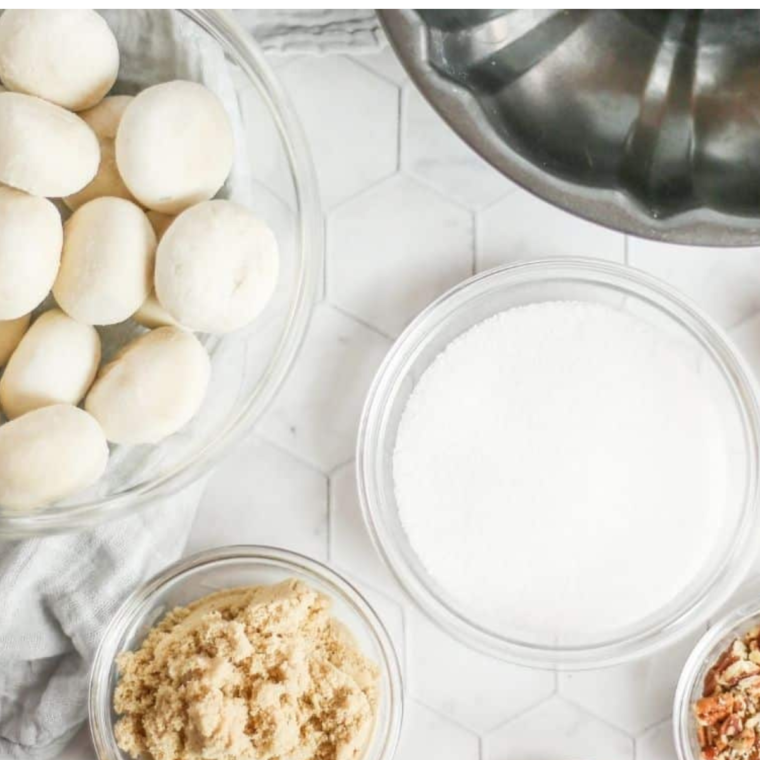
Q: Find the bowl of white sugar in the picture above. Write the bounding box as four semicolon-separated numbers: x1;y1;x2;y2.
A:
357;258;760;669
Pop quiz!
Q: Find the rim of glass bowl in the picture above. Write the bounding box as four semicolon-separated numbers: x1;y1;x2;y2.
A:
0;10;322;537
89;545;404;760
357;257;760;670
673;598;760;760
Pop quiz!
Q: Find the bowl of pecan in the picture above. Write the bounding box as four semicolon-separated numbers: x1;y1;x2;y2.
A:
675;598;760;760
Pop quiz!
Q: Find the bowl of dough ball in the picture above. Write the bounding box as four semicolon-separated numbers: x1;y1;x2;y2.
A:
89;546;404;760
0;10;321;536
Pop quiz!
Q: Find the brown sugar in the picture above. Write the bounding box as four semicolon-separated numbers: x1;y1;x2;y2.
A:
113;579;380;760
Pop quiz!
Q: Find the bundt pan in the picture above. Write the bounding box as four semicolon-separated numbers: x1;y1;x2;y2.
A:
380;9;760;246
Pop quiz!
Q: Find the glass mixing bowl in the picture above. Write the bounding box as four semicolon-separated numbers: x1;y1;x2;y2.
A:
357;258;760;669
0;11;321;537
673;592;760;760
89;546;404;760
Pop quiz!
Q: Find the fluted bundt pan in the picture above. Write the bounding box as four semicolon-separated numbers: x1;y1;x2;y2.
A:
380;10;760;245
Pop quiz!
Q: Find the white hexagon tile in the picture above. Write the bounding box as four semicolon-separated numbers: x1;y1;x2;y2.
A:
258;303;391;472
628;238;760;328
405;607;555;735
478;186;627;271
57;37;760;760
485;697;634;760
279;56;399;210
637;721;678;760
329;461;400;595
186;436;328;560
328;173;473;337
401;85;516;210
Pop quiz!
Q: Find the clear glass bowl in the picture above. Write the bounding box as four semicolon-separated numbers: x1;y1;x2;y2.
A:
89;546;404;760
674;593;760;760
357;258;760;669
0;11;321;537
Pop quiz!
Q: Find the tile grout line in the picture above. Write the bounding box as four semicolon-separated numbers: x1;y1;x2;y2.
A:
325;475;333;563
471;209;478;275
329;302;396;342
349;53;407;90
398;85;406;171
322;213;329;301
327;171;399;216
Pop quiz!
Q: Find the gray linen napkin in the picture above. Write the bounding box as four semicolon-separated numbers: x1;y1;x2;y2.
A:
237;9;384;53
0;481;205;760
0;9;385;759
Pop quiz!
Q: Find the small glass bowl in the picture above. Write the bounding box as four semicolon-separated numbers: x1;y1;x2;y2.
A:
357;257;760;669
89;546;404;760
674;595;760;760
0;10;321;537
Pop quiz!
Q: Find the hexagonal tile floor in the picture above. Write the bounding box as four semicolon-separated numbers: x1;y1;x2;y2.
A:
58;35;760;760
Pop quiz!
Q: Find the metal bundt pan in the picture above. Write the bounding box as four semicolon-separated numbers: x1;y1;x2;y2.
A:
380;10;760;246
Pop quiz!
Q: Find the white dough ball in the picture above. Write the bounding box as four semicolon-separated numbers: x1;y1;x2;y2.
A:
0;404;108;511
0;10;119;111
64;96;136;211
0;309;101;419
155;200;278;333
54;197;156;325
116;80;233;213
0;92;100;197
85;326;210;445
0;313;30;367
0;186;63;320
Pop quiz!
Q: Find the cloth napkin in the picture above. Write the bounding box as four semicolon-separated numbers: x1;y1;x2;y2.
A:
0;10;384;760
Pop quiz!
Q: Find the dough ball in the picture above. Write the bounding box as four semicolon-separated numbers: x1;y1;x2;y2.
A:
116;80;233;213
54;197;156;325
85;326;210;445
64;96;136;211
0;313;30;367
0;10;118;111
0;404;108;511
155;200;278;333
0;92;100;197
0;309;101;419
0;186;63;320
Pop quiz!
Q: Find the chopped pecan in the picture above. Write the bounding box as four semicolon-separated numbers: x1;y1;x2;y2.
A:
696;694;738;726
739;676;760;700
731;727;756;754
721;661;760;689
721;714;744;739
695;630;760;760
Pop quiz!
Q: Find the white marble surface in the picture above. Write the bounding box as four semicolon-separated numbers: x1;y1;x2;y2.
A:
59;44;760;760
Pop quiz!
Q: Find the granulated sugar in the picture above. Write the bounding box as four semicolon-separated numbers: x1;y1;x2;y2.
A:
393;301;726;639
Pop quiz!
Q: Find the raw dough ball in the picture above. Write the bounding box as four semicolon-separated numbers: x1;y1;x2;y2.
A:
86;326;210;445
0;10;119;111
64;96;136;211
54;197;156;325
0;309;101;419
0;404;108;511
155;200;278;333
0;314;30;367
0;186;63;320
116;80;233;213
0;92;100;196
